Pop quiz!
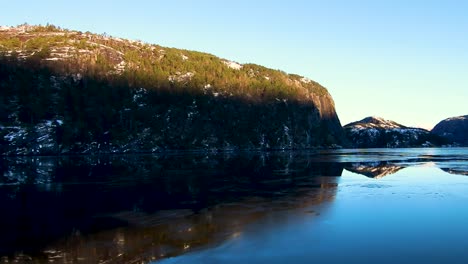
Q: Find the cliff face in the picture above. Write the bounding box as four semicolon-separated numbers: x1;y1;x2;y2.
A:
431;115;468;146
344;117;444;148
0;25;346;155
311;93;348;146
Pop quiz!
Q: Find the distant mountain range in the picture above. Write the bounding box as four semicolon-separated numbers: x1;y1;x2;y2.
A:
344;116;453;148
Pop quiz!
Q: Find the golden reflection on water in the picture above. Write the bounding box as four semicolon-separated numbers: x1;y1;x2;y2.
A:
345;163;405;179
22;178;338;264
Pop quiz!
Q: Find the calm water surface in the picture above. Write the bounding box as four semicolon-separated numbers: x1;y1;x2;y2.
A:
0;148;467;263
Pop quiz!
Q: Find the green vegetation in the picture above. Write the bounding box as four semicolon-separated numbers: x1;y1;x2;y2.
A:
0;24;345;154
0;24;329;100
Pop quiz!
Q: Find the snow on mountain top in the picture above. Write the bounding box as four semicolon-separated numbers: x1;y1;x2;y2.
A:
445;115;467;122
223;60;243;70
346;116;403;129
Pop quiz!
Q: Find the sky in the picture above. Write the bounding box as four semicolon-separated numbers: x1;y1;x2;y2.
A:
2;0;467;129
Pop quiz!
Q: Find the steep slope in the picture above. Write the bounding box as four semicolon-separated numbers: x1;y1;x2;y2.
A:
0;24;347;155
431;115;468;146
344;116;444;148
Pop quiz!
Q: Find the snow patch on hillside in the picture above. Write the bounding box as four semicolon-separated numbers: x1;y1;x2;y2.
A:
2;119;64;155
87;41;124;55
223;60;243;70
113;60;126;74
446;116;467;121
168;72;195;83
4;127;27;143
132;87;147;107
366;117;400;128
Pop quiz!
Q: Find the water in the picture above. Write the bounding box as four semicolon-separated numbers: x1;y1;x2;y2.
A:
0;148;467;263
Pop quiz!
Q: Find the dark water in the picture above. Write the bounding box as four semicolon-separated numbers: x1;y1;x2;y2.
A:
0;148;467;263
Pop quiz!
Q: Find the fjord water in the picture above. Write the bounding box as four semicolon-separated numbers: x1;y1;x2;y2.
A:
1;148;467;263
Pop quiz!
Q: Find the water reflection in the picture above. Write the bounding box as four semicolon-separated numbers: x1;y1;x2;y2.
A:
337;148;468;178
345;161;468;178
168;165;468;264
0;152;341;263
1;148;467;263
436;161;468;176
344;162;404;178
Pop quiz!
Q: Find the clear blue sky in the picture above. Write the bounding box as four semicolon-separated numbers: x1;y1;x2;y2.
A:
2;0;467;129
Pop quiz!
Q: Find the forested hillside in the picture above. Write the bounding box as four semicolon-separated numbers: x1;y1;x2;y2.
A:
0;24;347;155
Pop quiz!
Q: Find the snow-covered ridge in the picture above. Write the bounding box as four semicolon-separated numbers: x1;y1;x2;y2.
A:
346;116;403;130
344;116;440;148
445;115;467;122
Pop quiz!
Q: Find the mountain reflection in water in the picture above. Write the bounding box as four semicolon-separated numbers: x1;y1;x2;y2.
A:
0;152;341;263
1;148;467;263
345;162;405;178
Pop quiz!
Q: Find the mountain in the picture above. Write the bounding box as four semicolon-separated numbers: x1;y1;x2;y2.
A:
431;115;468;146
344;116;446;148
0;24;347;155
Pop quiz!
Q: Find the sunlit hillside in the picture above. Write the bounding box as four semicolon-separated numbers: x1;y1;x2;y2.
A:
0;24;346;155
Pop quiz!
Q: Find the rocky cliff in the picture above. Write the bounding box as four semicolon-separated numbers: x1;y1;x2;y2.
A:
0;24;347;155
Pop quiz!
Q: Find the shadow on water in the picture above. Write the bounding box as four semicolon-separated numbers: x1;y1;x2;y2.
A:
1;148;467;263
0;152;343;263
